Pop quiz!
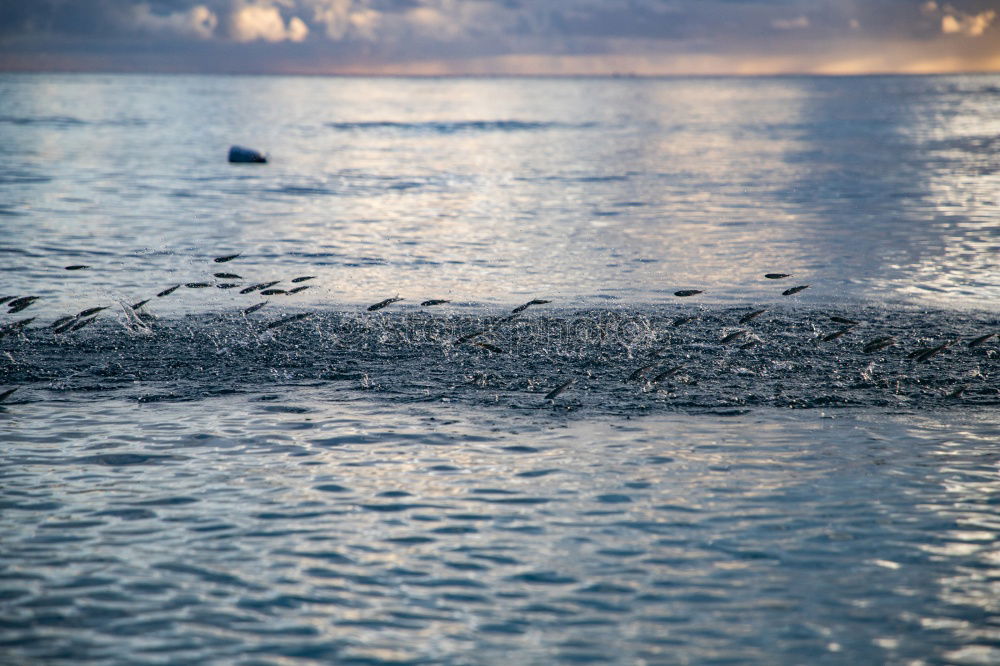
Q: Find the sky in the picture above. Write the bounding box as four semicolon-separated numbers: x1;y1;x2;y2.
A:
1;0;999;75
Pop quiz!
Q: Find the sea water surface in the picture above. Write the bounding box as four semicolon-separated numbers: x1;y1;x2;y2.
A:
1;74;998;665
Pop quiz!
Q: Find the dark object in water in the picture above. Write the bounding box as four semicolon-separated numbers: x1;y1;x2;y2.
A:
291;276;316;283
544;379;575;400
131;299;150;310
243;301;268;315
8;296;39;313
0;317;35;339
77;306;108;318
765;273;791;279
53;319;78;334
738;309;766;324
50;315;76;329
185;283;211;289
368;297;403;312
239;282;272;294
228;146;267;164
782;285;809;296
671;315;696;327
511;299;551;314
260;289;286;296
821;328;853;342
217;283;241;289
421;299;450;306
70;316;98;332
214;272;242;279
454;330;486;344
287;286;311;294
157;284;180;297
863;336;895;354
475;342;505;354
721;330;749;344
674;290;702;297
266;313;312;330
652;365;684;383
914;341;952;363
65;265;89;270
968;332;996;348
627;364;655;382
830;315;860;325
0;296;14;305
213;253;241;263
948;385;966;398
0;387;16;402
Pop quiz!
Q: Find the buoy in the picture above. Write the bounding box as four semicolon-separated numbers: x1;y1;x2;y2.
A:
228;145;267;163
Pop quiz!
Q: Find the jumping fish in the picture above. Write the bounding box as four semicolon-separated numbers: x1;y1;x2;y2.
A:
157;284;180;297
863;336;895;353
830;316;860;325
627;363;656;382
544;379;575;400
50;315;76;329
968;332;996;348
291;276;316;283
216;283;241;289
260;288;286;295
0;317;35;339
674;290;702;297
721;330;749;344
287;286;311;294
454;330;486;344
64;265;90;270
70;316;98;332
915;341;952;363
421;299;450;306
511;299;551;314
243;301;268;315
265;313;312;330
8;296;39;313
0;387;16;402
131;299;149;310
652;365;684;383
782;285;809;296
671;315;696;327
214;272;242;279
239;283;268;294
765;273;791;279
475;342;505;354
213;253;240;263
0;296;14;305
76;306;108;318
738;309;766;324
367;297;403;312
185;282;211;289
821;328;852;342
53;319;78;334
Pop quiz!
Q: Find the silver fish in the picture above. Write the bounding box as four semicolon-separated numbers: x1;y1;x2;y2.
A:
511;299;551;314
213;253;240;263
157;284;180;297
291;276;316;283
266;313;312;330
544;379;575;400
367;297;403;312
738;309;766;324
674;290;703;297
968;332;996;348
765;273;791;279
721;330;749;344
287;285;311;294
243;301;268;315
421;299;450;306
782;285;809;296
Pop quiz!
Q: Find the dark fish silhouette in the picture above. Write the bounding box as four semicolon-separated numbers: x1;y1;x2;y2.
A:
266;313;312;330
475;342;505;354
627;364;655;382
915;341;952;363
291;276;316;283
511;299;551;314
652;365;684;383
0;387;16;402
821;328;852;342
70;316;98;332
214;272;242;279
185;282;211;288
243;301;268;315
671;316;696;327
0;317;35;339
216;283;241;289
454;330;486;344
260;288;286;295
782;285;809;296
0;296;15;305
53;319;78;334
830;316;860;325
50;315;76;329
738;309;766;324
721;330;749;344
968;332;996;348
421;299;450;306
544;379;575;400
765;273;791;279
240;281;279;294
368;297;403;312
863;336;895;353
64;265;90;270
131;299;149;310
287;286;311;294
157;284;180;297
77;306;108;318
8;296;39;313
214;253;240;263
674;290;702;297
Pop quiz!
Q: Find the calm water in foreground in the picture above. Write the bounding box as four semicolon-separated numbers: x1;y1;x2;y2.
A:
1;74;998;664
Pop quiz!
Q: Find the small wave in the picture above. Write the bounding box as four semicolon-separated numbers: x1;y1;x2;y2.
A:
0;115;147;128
325;120;593;133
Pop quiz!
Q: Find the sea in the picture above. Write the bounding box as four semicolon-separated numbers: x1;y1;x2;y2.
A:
0;73;998;665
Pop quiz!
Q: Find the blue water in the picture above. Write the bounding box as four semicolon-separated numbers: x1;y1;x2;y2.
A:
1;73;999;665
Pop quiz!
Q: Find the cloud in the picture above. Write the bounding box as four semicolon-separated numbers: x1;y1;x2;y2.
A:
941;9;996;36
772;16;810;31
230;1;309;42
307;0;380;40
131;3;219;39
